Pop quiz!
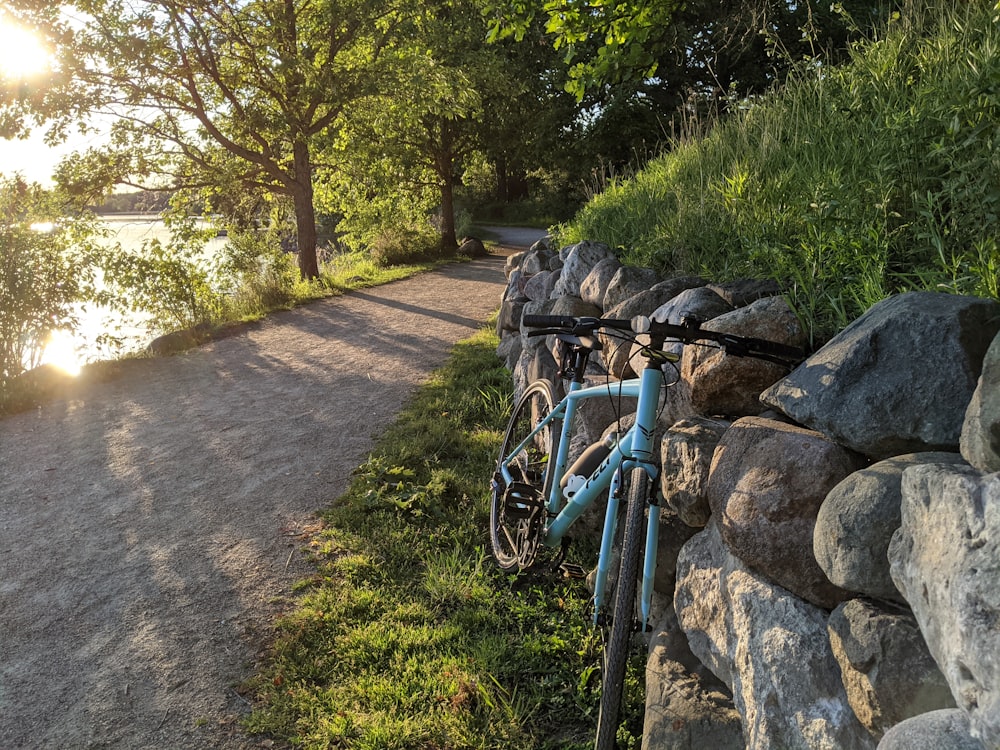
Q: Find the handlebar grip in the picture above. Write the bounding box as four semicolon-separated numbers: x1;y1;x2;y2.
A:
522;314;580;329
737;336;806;361
644;319;805;364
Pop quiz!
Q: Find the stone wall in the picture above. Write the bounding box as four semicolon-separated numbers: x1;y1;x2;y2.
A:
497;240;1000;750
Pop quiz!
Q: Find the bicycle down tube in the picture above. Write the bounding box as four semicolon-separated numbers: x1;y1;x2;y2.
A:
497;366;663;626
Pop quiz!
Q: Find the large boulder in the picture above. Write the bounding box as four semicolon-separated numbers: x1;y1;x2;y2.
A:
674;523;874;750
647;286;734;361
707;416;865;608
603;266;663;311
552;241;616;298
579;256;622;309
889;464;1000;749
877;710;987;750
520;245;556;275
503;250;526;279
762;291;1000;459
497;293;529;334
496;333;522;371
519;298;557;354
458;237;488;257
522;269;558;303
643;607;744;750
599;279;706;378
828;598;955;739
652;506;700;596
660;416;731;528
961;330;1000;472
544;295;602;365
814;452;968;602
680;296;807;418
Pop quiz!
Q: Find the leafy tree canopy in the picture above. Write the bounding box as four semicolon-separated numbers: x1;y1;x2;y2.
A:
487;0;893;100
3;0;411;278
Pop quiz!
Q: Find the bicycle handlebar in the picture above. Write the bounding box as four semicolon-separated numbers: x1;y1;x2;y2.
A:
521;313;805;366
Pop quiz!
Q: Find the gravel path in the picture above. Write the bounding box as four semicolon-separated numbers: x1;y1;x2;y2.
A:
0;256;507;749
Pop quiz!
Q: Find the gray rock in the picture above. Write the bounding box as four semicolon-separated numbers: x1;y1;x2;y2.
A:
708;416;865;608
520;246;555;275
527;238;550;254
497;294;529;334
580;256;622;309
681;296;806;418
652;506;700;596
519;298;557;354
660;416;731;528
643;607;744;750
762;291;1000;459
675;522;874;750
707;277;783;307
503;250;526;278
458;237;487;257
602;266;662;311
877;710;986;750
551;241;616;299
961;331;1000;472
146;325;209;356
829;598;955;739
814;452;967;602
522;269;558;302
496;333;522;371
624;287;735;378
889;464;1000;749
544;295;602;364
511;343;561;403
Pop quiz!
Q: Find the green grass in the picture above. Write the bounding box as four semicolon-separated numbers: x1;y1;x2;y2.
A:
244;325;626;749
555;0;1000;345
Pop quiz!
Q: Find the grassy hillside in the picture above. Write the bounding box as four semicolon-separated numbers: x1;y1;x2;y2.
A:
557;0;1000;344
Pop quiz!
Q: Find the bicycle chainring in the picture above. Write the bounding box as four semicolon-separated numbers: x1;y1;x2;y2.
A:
500;482;547;570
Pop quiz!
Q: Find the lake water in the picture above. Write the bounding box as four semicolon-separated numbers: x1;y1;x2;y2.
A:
38;214;230;373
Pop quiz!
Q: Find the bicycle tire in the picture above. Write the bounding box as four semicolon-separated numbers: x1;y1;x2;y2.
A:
594;466;649;750
490;379;560;572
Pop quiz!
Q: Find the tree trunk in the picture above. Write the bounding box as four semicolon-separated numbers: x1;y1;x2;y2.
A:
439;174;458;252
292;140;319;279
435;122;458;253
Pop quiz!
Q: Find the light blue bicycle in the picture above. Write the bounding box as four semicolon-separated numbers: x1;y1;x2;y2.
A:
489;313;803;750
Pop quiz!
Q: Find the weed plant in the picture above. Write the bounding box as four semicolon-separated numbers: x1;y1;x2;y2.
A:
246;326;616;749
556;0;1000;345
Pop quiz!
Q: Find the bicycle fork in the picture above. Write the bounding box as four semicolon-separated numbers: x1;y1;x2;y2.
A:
592;362;664;630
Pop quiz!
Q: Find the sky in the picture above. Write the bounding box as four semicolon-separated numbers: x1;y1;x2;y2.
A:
0;11;83;185
0;130;98;185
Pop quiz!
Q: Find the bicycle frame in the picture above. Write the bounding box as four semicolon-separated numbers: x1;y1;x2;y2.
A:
497;363;666;627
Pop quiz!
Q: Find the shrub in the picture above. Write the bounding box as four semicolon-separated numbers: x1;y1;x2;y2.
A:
368;223;444;267
556;0;1000;344
0;177;101;386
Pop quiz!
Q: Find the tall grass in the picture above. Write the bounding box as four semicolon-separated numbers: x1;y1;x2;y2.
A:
557;0;1000;344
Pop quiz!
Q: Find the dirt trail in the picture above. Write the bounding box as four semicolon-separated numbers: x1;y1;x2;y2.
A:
0;257;507;749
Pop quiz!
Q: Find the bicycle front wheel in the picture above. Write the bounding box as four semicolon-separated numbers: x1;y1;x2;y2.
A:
489;379;560;572
594;466;649;750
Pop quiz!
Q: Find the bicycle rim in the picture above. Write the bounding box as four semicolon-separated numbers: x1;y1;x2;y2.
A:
489;379;558;572
594;467;648;750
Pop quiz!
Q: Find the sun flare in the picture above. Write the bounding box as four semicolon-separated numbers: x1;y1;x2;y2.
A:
41;329;83;377
0;17;51;79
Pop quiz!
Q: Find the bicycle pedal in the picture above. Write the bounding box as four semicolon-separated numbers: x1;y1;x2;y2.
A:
559;562;589;580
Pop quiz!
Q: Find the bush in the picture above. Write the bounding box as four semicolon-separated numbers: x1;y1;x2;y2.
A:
0;177;101;388
556;0;1000;344
368;223;444;267
217;228;298;317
